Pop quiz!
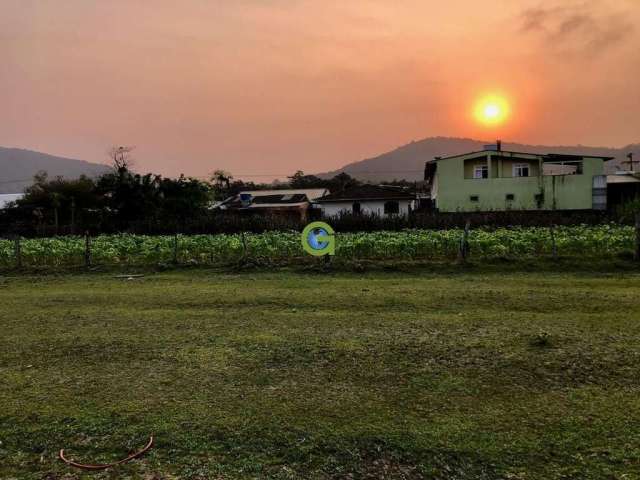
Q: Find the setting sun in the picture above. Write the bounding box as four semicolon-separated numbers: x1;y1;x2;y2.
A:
474;95;510;126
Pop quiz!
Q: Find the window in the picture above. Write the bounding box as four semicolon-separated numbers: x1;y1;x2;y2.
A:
506;194;515;201
470;195;479;202
513;163;530;177
352;202;361;215
384;201;400;215
474;165;488;179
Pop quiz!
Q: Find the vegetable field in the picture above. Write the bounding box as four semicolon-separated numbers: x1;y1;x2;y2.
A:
0;225;635;268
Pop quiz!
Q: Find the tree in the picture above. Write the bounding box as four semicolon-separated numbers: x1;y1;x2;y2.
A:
327;172;359;193
210;170;234;199
13;172;100;234
108;146;135;173
288;170;325;189
51;192;61;235
158;175;212;230
211;169;233;188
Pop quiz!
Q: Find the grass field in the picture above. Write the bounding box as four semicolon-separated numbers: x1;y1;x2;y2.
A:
1;268;640;479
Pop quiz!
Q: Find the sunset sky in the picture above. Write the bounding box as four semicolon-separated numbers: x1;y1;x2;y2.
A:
1;0;639;180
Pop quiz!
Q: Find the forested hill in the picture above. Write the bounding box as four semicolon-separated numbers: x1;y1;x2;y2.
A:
0;147;110;194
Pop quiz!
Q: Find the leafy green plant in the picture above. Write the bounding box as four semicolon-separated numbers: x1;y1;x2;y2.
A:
0;225;634;267
615;196;640;223
531;330;552;348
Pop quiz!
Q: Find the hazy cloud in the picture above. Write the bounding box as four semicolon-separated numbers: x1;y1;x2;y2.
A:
520;2;634;57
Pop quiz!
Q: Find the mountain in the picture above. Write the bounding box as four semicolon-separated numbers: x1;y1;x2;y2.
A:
0;147;111;194
318;137;639;182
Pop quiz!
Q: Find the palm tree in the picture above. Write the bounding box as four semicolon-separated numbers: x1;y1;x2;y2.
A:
210;170;233;199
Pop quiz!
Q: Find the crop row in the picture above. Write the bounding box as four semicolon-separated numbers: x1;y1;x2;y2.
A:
0;225;635;267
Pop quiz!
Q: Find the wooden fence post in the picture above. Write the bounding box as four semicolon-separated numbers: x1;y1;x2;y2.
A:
70;197;76;236
241;231;247;261
458;220;471;262
550;224;558;259
14;237;22;269
635;213;640;262
172;233;179;265
84;231;91;268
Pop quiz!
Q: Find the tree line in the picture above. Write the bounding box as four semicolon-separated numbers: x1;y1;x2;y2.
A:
1;148;416;236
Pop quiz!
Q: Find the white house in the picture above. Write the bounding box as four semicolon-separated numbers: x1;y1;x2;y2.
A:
315;185;416;217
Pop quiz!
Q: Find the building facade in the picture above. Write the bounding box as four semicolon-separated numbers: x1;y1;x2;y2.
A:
216;189;329;221
315;185;416;217
425;147;611;212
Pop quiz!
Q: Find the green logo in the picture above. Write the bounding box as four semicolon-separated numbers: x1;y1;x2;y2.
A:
301;222;335;256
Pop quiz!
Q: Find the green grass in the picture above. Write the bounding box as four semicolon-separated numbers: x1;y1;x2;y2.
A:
1;269;640;479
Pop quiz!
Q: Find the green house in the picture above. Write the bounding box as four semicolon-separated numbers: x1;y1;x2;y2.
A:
424;146;612;212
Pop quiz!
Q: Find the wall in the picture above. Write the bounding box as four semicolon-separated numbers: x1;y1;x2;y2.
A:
462;155;541;179
500;158;541;178
435;155;603;212
321;200;413;217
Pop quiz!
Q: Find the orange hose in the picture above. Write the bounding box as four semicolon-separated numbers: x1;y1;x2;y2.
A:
59;436;153;471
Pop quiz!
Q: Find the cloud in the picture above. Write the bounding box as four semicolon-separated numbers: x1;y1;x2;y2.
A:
519;2;634;57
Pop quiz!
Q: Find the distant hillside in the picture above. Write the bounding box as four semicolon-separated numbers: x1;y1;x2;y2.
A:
319;137;639;182
0;147;110;194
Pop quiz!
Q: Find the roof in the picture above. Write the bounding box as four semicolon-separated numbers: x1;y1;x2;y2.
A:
217;189;328;210
239;189;328;201
244;203;307;209
544;153;615;161
315;185;415;203
607;173;640;184
250;194;309;204
431;149;614;162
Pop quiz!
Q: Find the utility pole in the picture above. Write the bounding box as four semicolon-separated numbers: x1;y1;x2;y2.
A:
623;152;637;172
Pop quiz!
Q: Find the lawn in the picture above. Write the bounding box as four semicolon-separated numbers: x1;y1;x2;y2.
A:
1;269;640;479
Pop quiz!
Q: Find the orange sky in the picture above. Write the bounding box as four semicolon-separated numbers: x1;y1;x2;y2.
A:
1;0;639;180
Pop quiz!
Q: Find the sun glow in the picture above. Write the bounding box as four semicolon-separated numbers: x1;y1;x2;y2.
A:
474;95;510;126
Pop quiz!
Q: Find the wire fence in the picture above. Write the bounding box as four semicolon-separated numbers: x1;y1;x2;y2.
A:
1;224;638;269
0;208;622;238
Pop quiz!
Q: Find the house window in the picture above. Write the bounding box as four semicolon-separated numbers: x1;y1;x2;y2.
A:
513;163;530;177
474;165;488;179
352;202;361;215
470;195;479;202
506;194;515;201
384;201;400;215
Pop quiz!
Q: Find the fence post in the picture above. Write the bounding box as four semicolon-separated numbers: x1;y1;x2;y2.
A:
84;231;91;268
70;197;76;236
241;231;247;261
635;213;640;262
550;224;558;259
458;220;471;262
172;233;179;265
14;237;22;269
